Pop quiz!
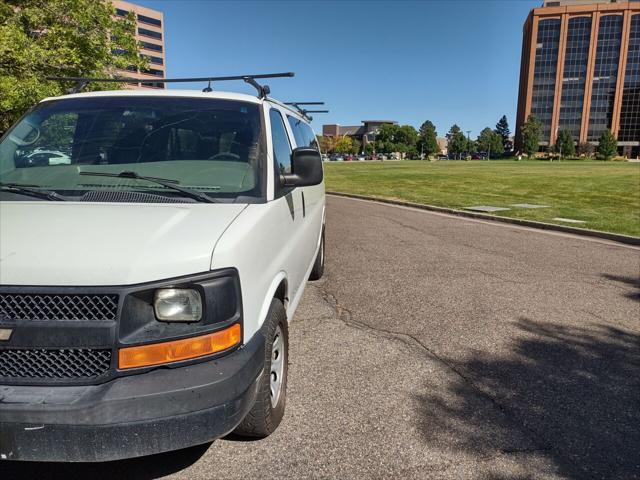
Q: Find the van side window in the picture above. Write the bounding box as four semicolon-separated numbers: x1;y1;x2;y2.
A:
287;116;318;150
270;109;292;174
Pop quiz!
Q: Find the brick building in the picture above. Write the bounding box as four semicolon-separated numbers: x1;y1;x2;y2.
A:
113;1;166;89
322;120;397;151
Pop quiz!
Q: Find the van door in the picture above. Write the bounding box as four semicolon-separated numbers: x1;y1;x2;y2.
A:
285;115;324;273
268;108;308;302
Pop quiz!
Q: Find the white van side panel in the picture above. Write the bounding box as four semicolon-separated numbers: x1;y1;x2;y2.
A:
210;201;317;341
211;102;325;342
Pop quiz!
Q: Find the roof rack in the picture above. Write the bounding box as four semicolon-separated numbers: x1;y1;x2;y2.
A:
284;102;329;121
285;102;325;106
46;72;295;98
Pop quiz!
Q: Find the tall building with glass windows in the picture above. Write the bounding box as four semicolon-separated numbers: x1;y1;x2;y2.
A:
516;1;640;157
113;0;166;89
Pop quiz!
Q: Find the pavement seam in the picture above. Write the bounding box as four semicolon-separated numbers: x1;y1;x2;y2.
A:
313;282;554;458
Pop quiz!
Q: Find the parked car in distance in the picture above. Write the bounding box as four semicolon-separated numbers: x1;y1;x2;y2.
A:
0;84;326;462
15;148;71;167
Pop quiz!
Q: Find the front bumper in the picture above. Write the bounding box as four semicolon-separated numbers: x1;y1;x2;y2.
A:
0;327;265;462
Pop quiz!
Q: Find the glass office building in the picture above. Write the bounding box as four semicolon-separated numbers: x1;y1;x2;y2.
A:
516;1;640;157
113;1;166;89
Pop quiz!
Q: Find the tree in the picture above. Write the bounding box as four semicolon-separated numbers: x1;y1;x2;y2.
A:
597;130;618;160
334;136;353;154
317;135;335;154
375;123;397;145
520;114;542;157
417;120;439;157
374;123;418;155
495;115;511;151
396;125;418;148
0;0;147;133
350;139;361;155
447;124;467;159
553;129;575;157
476;127;503;159
577;142;595;157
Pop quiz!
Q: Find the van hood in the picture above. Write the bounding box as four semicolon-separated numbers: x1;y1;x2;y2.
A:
0;202;247;286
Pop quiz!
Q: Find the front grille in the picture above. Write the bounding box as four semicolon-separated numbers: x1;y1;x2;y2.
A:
0;348;112;379
0;294;119;321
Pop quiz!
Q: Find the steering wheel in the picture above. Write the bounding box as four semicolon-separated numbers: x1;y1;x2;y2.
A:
208;152;240;161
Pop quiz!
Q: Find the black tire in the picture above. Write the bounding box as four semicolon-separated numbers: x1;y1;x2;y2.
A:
234;298;288;438
308;227;325;280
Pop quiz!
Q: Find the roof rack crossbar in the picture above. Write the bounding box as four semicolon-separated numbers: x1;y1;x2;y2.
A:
284;102;325;106
283;102;328;121
46;72;295;98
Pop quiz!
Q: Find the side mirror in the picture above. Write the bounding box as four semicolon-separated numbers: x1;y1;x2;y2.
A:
283;147;323;187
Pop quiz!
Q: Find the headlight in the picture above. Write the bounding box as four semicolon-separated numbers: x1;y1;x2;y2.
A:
154;288;202;322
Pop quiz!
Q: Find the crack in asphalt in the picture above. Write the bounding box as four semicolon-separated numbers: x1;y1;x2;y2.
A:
369;214;433;235
313;281;554;458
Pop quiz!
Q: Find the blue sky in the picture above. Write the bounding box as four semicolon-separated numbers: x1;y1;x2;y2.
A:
136;0;540;138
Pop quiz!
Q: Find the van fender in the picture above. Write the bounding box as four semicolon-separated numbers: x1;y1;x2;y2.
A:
257;271;288;329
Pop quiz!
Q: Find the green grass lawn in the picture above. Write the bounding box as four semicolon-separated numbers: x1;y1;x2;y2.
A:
324;160;640;237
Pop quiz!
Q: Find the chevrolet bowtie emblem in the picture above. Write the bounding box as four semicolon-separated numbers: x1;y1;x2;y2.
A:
0;329;12;341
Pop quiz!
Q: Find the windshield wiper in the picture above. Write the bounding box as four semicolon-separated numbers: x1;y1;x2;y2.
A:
0;182;67;201
79;170;217;204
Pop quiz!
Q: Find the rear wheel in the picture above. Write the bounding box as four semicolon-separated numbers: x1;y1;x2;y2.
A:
309;227;325;280
234;298;288;438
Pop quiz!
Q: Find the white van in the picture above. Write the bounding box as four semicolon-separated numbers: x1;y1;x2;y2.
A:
0;75;325;462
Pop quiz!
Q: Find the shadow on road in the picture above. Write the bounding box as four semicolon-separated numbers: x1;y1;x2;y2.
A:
602;273;640;302
416;318;640;479
2;442;211;479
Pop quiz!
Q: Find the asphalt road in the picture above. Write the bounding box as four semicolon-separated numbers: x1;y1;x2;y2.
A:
6;195;640;479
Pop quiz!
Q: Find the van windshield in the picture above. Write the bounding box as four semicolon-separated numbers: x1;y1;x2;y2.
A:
0;96;265;202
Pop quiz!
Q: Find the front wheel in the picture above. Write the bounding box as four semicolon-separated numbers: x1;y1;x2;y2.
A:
309;227;325;280
234;298;288;438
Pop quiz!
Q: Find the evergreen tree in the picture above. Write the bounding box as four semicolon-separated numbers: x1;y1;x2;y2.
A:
520;115;542;157
419;120;437;137
417;120;439;157
447;124;467;159
495;115;511;151
597;130;618;160
554;129;576;157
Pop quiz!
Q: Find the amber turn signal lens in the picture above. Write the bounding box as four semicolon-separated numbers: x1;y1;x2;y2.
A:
118;323;241;369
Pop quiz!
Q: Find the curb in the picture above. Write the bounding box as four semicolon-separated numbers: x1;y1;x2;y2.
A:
327;191;640;246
